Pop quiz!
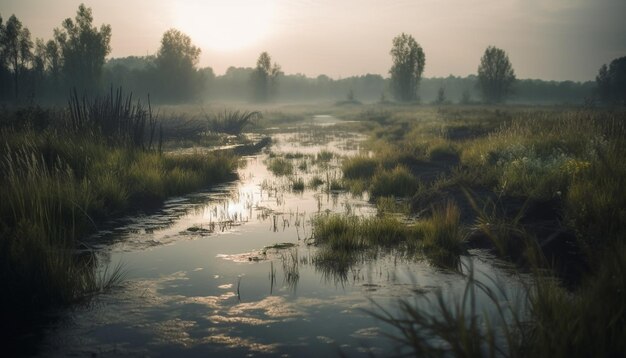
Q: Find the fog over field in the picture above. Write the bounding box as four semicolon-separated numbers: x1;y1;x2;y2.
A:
3;0;625;81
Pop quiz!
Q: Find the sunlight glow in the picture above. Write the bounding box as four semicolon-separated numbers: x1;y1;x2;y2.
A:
173;1;276;52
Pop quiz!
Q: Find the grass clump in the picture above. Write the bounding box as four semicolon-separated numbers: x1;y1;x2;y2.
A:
308;175;325;189
316;150;334;162
206;109;261;135
370;165;419;198
342;156;378;179
311;214;410;251
291;177;305;191
267;158;294;176
421;201;465;254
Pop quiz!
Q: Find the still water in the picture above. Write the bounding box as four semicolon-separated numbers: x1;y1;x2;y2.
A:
39;116;524;357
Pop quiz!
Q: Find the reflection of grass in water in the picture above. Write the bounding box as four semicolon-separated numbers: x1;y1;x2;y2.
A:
369;262;526;357
371;243;626;357
281;249;300;292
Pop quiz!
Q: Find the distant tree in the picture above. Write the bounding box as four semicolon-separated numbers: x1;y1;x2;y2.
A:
477;46;516;103
3;15;32;99
44;39;62;92
389;33;425;102
251;51;280;102
0;14;9;99
435;87;446;105
460;89;471;105
155;28;201;101
55;4;111;94
596;56;626;105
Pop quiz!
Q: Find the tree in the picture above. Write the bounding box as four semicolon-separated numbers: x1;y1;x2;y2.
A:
477;46;516;103
389;33;425;102
0;14;10;99
3;15;32;99
154;28;201;101
435;87;446;105
55;4;111;94
250;51;280;102
596;56;626;105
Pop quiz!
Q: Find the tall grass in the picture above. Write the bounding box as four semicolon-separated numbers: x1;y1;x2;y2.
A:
206;109;261;135
370;165;419;197
369;264;526;357
68;87;161;151
0;99;240;318
421;201;465;254
0;147;124;315
373;243;626;358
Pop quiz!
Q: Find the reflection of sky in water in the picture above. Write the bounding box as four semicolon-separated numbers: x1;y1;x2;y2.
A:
40;122;528;357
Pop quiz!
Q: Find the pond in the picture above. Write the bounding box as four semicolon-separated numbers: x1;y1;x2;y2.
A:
38;116;526;357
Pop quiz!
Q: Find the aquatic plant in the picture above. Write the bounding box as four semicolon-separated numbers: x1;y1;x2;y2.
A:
268;158;294;176
369;165;419;197
206;109;262;135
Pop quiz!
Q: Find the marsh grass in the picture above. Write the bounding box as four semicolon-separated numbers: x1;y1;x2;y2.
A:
68;87;161;151
347;107;626;357
421;201;466;255
369;263;527;358
370;165;419;198
267;157;294;176
342;156;378;179
291;177;305;191
308;175;324;189
0;101;240;318
206;109;261;135
0;147;127;315
372;244;626;358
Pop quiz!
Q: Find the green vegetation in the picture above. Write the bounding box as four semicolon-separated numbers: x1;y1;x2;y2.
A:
267;157;294;176
207;109;261;135
0;97;239;318
291;177;305;191
369;165;419;197
330;104;626;357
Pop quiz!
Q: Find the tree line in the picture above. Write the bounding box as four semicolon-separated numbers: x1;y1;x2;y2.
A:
0;5;621;105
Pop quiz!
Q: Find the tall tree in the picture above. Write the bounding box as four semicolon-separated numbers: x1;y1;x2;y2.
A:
45;39;62;89
477;46;516;103
250;51;280;102
155;28;201;101
389;33;425;102
596;56;626;105
3;15;32;99
0;15;9;99
55;4;111;94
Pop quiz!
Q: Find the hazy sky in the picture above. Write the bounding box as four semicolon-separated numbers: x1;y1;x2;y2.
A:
1;0;625;81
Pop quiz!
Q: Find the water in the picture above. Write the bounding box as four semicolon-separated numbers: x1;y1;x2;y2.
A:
38;116;526;357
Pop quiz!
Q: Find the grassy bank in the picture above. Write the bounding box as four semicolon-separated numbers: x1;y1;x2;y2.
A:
328;105;626;356
0;101;239;321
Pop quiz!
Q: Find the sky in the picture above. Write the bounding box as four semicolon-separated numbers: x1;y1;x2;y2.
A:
1;0;625;81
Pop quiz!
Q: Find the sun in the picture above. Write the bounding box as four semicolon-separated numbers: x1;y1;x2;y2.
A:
173;1;276;52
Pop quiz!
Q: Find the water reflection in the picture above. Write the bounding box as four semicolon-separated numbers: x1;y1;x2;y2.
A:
39;118;526;357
